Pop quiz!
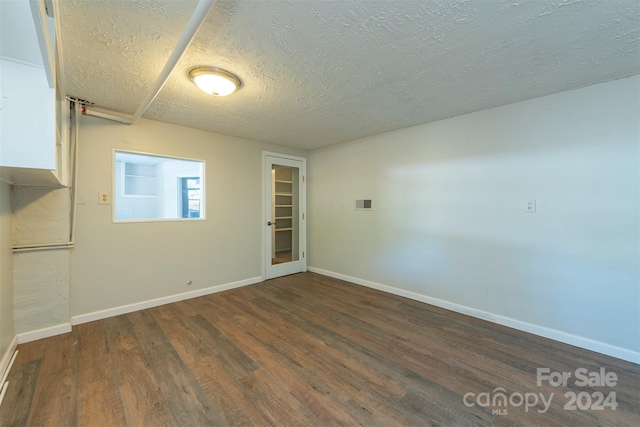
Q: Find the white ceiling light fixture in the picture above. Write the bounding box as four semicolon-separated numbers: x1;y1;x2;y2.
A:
189;67;241;96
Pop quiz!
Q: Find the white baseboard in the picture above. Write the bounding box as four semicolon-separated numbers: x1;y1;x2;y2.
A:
72;276;263;326
17;323;72;344
0;335;17;382
308;267;640;364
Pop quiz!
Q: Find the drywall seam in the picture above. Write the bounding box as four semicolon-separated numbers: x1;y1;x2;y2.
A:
72;276;263;325
16;323;72;344
308;267;640;364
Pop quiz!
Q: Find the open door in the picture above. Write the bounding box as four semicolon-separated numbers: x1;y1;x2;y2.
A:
264;153;306;279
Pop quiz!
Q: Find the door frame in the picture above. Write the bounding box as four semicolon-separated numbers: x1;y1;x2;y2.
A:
262;151;307;280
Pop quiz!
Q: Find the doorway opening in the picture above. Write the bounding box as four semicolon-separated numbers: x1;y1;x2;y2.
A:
263;153;306;279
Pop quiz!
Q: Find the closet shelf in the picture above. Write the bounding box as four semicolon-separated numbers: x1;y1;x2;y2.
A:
125;174;155;179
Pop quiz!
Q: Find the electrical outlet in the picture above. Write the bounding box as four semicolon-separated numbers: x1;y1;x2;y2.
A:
98;192;110;205
526;199;536;212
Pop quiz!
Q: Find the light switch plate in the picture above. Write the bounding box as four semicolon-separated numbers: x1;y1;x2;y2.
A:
526;199;536;212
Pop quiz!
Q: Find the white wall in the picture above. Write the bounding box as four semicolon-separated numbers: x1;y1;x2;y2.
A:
0;181;14;355
71;116;306;317
13;250;69;333
156;160;203;218
12;187;71;334
309;76;640;360
114;161;160;220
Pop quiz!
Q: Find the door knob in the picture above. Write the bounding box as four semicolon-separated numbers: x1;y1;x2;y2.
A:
267;221;274;226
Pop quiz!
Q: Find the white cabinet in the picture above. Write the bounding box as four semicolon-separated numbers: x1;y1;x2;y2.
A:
0;59;55;170
0;0;67;188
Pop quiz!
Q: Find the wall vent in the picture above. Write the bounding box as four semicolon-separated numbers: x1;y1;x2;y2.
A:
356;199;372;210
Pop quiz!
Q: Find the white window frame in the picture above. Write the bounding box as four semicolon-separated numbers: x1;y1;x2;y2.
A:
112;149;206;223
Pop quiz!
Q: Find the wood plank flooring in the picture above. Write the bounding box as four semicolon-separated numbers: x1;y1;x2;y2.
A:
1;272;638;426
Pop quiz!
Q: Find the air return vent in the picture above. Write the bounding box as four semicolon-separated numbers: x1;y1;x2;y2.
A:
356;199;372;210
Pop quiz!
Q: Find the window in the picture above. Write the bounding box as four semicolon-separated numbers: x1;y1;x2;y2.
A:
114;151;205;222
180;177;201;218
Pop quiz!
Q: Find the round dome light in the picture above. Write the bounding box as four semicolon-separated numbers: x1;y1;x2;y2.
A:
189;67;241;96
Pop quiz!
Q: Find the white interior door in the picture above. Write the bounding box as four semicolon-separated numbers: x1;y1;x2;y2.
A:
264;153;306;279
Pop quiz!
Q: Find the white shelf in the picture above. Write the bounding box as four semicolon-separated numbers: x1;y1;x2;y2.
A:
275;192;292;196
276;216;293;219
275;204;292;208
125;174;155;180
276;228;293;232
275;180;292;184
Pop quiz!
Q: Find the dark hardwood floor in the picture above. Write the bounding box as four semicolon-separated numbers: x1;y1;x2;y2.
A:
1;272;638;426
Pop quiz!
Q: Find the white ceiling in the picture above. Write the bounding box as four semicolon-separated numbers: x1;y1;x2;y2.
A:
58;0;639;150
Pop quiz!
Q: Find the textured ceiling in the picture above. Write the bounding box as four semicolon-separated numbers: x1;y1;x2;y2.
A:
59;0;640;150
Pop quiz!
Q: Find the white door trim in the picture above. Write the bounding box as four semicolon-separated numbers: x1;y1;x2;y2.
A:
262;152;307;280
